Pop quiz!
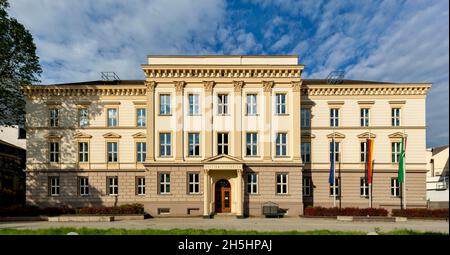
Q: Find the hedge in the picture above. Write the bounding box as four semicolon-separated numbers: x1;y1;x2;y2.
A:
77;203;144;215
304;206;389;217
391;208;449;218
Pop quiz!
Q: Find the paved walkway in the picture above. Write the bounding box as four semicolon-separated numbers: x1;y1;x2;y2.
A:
0;217;448;233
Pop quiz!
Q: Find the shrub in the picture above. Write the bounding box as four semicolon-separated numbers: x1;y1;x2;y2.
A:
304;206;388;217
76;203;144;215
392;208;449;218
0;205;75;217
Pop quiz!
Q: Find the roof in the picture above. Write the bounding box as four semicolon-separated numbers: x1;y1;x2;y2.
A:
432;145;449;156
302;79;395;85
0;139;26;151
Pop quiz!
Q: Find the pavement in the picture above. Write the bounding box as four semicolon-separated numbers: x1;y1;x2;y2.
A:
0;217;448;233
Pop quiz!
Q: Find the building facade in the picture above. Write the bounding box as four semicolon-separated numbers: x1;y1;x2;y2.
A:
23;55;431;217
426;145;449;208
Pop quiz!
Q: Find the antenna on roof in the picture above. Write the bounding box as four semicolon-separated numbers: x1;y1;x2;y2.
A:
326;71;345;84
101;72;120;81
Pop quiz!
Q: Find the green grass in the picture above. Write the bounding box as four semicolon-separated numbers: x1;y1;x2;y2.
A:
0;227;446;235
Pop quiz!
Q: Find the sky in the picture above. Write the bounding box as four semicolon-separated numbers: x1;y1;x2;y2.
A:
8;0;449;148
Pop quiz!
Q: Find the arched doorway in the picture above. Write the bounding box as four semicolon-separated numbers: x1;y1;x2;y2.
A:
215;179;231;213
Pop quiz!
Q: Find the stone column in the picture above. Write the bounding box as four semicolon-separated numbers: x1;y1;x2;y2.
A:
292;81;302;161
203;81;214;159
236;169;244;218
145;81;155;162
233;81;244;159
175;81;185;161
203;169;210;218
263;81;274;161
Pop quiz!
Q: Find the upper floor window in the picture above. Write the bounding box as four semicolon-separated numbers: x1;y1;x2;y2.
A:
188;133;200;157
246;94;257;115
275;93;286;115
78;142;89;163
107;142;118;162
159;133;171;157
50;109;59;127
276;173;288;194
137;108;146;127
329;141;340;162
246;132;258;156
391;142;400;163
136;142;146;162
392;108;401;127
301;142;311;163
188;173;200;194
360;142;367;162
275;133;287;156
360;108;370;127
217;94;228;115
188;94;200;115
79;109;88;128
107;108;117;127
217;133;229;155
247;173;258;194
301;108;311;128
49;142;60;162
160;94;171;115
330;108;339;127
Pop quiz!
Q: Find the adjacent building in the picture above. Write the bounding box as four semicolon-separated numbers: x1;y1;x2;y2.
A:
426;145;449;208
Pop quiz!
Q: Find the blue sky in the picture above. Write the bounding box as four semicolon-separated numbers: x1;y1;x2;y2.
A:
8;0;449;147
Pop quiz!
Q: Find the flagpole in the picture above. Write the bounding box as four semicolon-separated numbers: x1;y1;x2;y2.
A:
368;130;372;208
333;127;336;208
403;129;407;209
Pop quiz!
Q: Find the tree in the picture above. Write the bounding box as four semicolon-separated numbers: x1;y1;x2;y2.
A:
0;0;41;126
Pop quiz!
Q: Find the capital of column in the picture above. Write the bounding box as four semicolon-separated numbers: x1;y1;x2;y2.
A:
291;81;302;92
145;81;156;93
263;81;274;92
233;81;244;93
174;81;185;93
203;81;215;92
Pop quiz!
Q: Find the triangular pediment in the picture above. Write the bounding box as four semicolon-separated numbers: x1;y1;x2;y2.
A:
132;132;146;138
301;131;316;138
102;132;121;139
388;132;407;139
326;132;346;139
45;133;62;139
74;131;92;139
202;154;243;163
357;132;377;139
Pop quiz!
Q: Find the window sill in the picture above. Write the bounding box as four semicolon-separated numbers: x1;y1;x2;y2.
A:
188;193;202;195
245;155;260;158
275;193;290;196
159;193;172;196
108;194;118;197
274;156;290;158
187;114;202;117
217;114;231;116
275;114;289;116
245;114;259;116
158;114;172;116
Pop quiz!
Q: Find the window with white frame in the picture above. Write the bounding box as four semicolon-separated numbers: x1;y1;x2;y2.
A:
360;108;370;127
136;142;146;162
49;142;59;162
391;178;400;197
301;142;311;163
188;133;200;157
107;142;118;162
303;177;311;197
137;108;146;127
391;142;400;163
79;108;88;128
78;142;89;163
246;132;258;156
107;177;118;196
247;173;258;194
330;108;339;127
188;173;200;194
329;141;340;162
159;173;170;194
301;108;311;128
329;177;340;196
136;177;145;195
107;108;117;127
275;93;286;114
276;173;288;194
159;133;171;157
79;177;89;196
188;94;200;115
360;177;369;197
391;108;401;127
360;142;367;163
217;94;228;115
246;94;257;115
50;108;59;127
276;133;287;156
217;133;229;155
49;176;60;196
160;94;171;115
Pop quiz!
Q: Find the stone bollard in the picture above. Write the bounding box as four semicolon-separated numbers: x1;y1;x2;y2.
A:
67;232;79;235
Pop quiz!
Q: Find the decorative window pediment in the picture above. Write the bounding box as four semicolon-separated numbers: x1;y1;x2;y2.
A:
45;133;62;139
74;131;92;139
357;132;377;139
326;132;346;139
102;132;121;139
301;131;316;138
202;154;243;163
388;132;407;139
132;132;146;139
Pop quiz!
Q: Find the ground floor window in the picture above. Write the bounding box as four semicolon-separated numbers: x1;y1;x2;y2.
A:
391;178;401;197
360;177;369;197
303;177;311;197
136;177;145;195
107;177;118;196
188;173;199;194
276;173;288;194
159;173;170;194
247;173;258;194
79;177;89;196
329;177;340;196
49;176;60;196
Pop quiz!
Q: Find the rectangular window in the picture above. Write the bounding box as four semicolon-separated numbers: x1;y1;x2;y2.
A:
392;142;400;163
360;142;367;162
188;173;200;194
188;94;200;115
188;133;200;157
329;141;340;162
276;173;288;194
391;108;401;127
330;108;339;127
136;142;146;162
329;177;340;196
276;133;287;156
107;142;118;162
360;178;369;197
107;108;117;127
107;177;118;196
246;94;257;115
301;108;311;128
49;177;60;196
301;142;311;163
218;94;228;115
360;108;370;127
49;142;59;162
217;133;229;155
136;177;145;195
275;93;286;114
160;94;171;115
247;173;258;194
79;177;89;196
137;108;146;127
246;132;258;156
50;109;59;127
159;173;170;194
391;178;400;197
159;133;171;157
79;108;88;128
303;177;311;197
78;142;89;163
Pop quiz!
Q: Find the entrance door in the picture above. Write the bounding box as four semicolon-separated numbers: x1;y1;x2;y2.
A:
215;179;231;213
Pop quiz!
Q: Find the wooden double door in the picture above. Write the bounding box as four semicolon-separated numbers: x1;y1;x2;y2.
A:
215;179;231;213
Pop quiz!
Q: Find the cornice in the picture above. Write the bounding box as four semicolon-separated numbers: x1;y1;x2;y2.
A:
23;86;147;97
302;84;431;96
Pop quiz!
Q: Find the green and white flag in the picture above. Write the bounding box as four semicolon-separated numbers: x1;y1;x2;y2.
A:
398;136;407;183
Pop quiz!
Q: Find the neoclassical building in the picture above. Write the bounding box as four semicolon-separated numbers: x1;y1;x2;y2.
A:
23;55;431;217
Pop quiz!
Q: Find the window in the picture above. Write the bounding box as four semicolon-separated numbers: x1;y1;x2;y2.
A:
303;177;311;197
49;177;60;196
159;173;170;194
78;142;89;163
301;108;311;128
18;124;26;139
188;173;200;194
329;141;340;162
360;142;367;162
329;178;340;196
330;108;339;127
188;94;200;115
392;142;401;163
276;133;287;156
137;108;146;127
391;108;400;127
79;177;89;196
160;94;171;115
136;177;145;195
107;108;117;127
107;142;118;162
391;178;400;197
218;94;228;115
275;93;286;114
107;177;118;196
136;142;146;162
246;132;258;156
246;94;257;115
360;178;369;197
217;133;229;155
301;142;311;163
188;133;200;157
159;133;171;157
49;142;59;162
79;108;88;128
247;173;258;194
50;109;59;127
360;108;370;127
276;173;288;194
